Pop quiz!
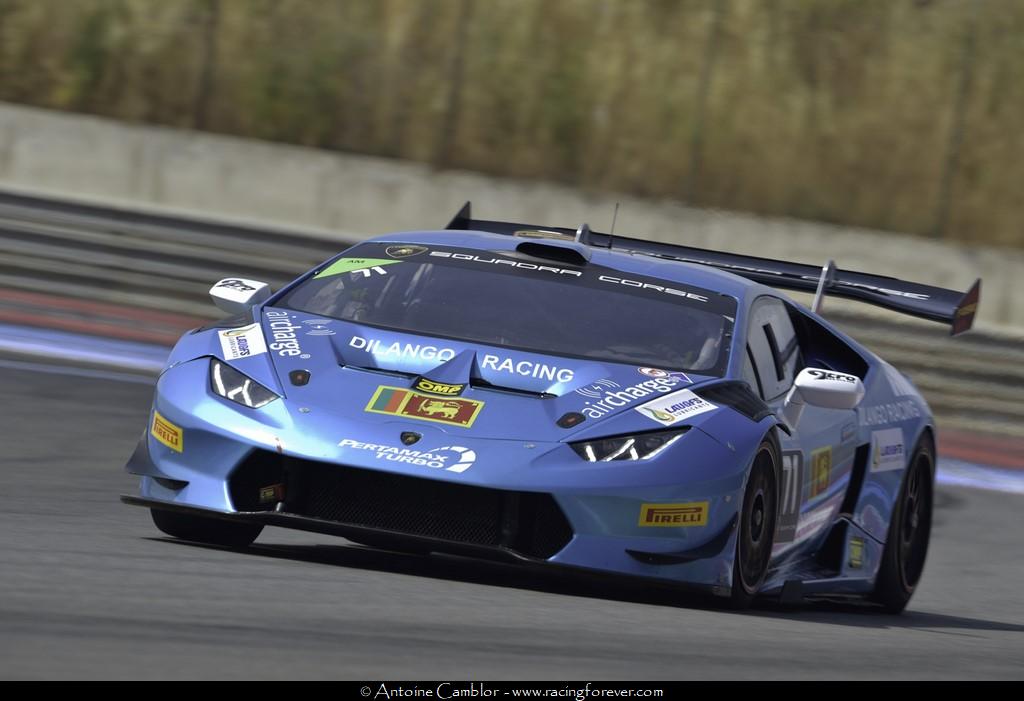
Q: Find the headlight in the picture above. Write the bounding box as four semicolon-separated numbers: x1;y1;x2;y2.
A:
209;359;279;409
570;428;689;462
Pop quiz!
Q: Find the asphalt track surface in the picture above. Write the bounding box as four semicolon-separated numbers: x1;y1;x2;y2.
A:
1;359;1022;680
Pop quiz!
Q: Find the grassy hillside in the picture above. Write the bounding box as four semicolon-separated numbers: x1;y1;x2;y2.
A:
0;0;1021;247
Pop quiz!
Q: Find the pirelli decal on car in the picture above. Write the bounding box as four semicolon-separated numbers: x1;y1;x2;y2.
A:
412;378;466;396
638;502;708;527
151;410;183;453
365;386;484;428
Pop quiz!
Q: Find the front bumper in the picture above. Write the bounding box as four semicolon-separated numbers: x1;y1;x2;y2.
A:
125;359;756;591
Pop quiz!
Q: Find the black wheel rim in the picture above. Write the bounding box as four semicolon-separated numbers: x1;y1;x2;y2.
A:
738;448;777;594
898;453;932;590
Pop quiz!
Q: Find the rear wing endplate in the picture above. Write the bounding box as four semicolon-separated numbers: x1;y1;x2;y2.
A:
446;202;981;335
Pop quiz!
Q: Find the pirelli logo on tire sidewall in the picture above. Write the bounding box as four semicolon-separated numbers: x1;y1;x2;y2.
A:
638;502;708;527
151;410;183;453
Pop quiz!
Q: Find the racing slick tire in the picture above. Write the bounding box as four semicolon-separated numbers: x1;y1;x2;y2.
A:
150;508;263;548
729;437;779;609
871;435;935;614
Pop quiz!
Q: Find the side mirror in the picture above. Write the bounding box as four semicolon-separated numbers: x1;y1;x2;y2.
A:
781;368;864;429
209;278;271;315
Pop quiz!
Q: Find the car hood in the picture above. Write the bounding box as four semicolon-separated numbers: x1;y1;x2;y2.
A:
187;306;726;442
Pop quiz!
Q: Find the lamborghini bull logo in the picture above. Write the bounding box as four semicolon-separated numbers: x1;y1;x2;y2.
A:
365;386;484;428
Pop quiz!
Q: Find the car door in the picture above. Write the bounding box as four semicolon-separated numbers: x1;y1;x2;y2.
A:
741;296;856;556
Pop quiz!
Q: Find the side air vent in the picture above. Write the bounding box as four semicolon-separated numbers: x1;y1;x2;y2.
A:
695;381;773;422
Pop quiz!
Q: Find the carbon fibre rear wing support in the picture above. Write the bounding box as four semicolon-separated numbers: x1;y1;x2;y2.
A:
445;202;982;335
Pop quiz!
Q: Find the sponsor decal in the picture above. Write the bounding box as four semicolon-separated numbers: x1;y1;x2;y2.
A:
870;427;906;472
635;388;717;426
385;245;428;259
218;323;267;360
597;275;709;303
338;438;476;473
215;278;257;292
348;335;575;384
777;451;804;543
349;335;458;364
638;502;709;527
806;369;858;384
314;257;401;279
264;310;306;357
859;399;921;427
637;367;691;383
258;483;285;504
840;421;857;444
810;446;832;497
151;410;183;453
365;386;484;428
429;250;583;276
848;536;865;569
579;376;685;420
413;378;465;396
480;354;574;383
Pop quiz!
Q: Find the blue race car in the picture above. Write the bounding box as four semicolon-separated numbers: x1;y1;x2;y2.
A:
123;204;981;611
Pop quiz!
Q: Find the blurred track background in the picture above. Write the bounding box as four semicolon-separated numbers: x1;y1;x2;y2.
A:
0;0;1022;681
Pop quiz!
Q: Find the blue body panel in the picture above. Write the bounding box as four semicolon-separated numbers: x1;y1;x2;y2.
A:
130;229;934;598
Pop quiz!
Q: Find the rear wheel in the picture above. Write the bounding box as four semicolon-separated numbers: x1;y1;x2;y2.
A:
729;439;779;609
872;437;934;614
150;508;263;548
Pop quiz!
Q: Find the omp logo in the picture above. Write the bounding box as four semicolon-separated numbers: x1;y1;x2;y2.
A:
151;410;183;453
413;378;465;396
575;379;620;399
638;502;708;527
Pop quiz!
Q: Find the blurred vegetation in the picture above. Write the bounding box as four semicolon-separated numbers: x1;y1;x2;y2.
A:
0;0;1021;246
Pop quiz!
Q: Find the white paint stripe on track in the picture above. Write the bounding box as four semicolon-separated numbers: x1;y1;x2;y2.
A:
0;322;167;374
937;459;1024;496
0;357;156;385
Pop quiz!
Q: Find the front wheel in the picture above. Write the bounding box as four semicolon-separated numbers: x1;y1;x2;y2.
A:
150;508;263;548
872;436;934;614
729;438;779;609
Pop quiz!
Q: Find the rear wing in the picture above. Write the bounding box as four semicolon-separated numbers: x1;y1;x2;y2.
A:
446;202;981;335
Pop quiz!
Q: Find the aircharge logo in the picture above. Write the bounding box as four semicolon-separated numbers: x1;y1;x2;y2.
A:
265;310;305;357
579;377;683;419
338;439;476;473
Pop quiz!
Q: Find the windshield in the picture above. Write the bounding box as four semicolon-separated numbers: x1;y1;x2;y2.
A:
275;242;736;374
